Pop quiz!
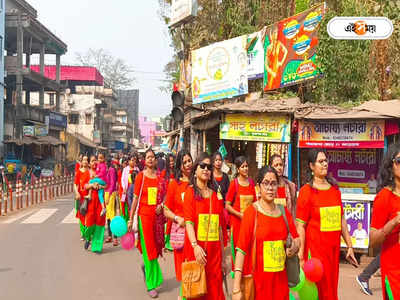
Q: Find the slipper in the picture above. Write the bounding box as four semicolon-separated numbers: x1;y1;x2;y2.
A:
105;236;112;243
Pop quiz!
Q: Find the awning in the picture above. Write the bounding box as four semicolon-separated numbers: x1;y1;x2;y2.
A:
67;130;98;149
97;146;107;150
3;135;64;146
163;129;179;137
355;100;400;118
36;135;65;146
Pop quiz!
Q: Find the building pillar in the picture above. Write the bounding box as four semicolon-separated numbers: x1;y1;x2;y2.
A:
56;54;61;112
15;13;24;138
38;44;45;108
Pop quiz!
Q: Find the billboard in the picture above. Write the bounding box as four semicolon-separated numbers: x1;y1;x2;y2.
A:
298;120;385;149
247;31;264;80
263;3;325;91
169;0;198;27
192;35;248;104
220;113;291;143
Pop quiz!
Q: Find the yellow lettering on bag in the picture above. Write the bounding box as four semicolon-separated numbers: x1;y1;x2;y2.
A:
197;214;219;241
240;195;254;213
320;206;341;232
274;198;287;206
181;192;185;202
148;187;157;205
263;240;286;272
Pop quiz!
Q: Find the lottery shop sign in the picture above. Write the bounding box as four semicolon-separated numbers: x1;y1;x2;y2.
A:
298;120;384;149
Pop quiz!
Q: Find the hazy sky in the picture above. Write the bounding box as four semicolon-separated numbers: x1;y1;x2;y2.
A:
28;0;174;118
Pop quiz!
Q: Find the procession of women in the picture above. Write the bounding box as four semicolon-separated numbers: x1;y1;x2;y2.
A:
73;143;400;300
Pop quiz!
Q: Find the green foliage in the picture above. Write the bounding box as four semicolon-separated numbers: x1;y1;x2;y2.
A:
308;0;377;104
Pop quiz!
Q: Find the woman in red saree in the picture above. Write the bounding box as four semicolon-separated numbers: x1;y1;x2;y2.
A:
226;156;257;274
83;155;107;253
183;152;228;300
232;166;299;300
128;149;163;298
296;149;358;300
164;150;192;300
163;153;176;252
74;155;89;239
370;143;400;300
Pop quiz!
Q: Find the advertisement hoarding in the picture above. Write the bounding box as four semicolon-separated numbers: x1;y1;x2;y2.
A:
263;3;325;91
192;35;248;104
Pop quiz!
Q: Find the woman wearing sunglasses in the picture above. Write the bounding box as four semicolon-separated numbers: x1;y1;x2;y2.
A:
184;152;228;300
232;166;299;300
164;150;193;300
226;156;257;275
296;149;357;300
370;143;400;300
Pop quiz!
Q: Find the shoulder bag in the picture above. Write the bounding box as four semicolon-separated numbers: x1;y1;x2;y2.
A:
181;190;212;299
278;205;300;288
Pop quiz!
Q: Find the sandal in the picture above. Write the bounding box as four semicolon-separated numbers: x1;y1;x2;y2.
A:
113;239;119;246
105;236;112;243
148;289;158;298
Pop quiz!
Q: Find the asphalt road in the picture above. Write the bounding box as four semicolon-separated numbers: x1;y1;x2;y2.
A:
0;194;382;300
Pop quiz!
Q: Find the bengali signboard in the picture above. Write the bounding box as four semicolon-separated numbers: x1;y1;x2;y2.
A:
192;35;248;104
263;3;325;91
34;125;48;137
169;0;198;27
298;120;385;149
247;31;264;80
341;199;371;249
327;149;381;193
220;113;291;143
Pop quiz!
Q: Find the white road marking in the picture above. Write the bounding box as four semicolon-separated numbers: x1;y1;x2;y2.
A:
61;209;78;224
0;209;38;224
21;208;58;224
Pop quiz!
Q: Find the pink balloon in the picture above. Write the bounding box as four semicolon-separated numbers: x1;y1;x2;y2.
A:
303;258;324;282
121;232;135;250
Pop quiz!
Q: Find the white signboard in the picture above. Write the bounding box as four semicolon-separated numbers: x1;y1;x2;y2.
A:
170;0;197;27
191;35;248;104
247;31;264;80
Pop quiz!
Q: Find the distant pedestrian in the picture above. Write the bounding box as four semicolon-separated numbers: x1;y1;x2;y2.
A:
269;154;297;217
74;155;90;240
104;158;119;246
369;143;400;300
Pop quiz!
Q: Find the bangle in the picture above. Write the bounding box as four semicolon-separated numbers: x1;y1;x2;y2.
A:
191;241;198;248
234;269;242;273
232;289;241;295
174;215;178;222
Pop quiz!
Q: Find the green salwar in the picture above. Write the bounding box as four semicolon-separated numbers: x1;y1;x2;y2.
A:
139;217;163;291
165;234;173;251
83;225;105;253
386;276;394;300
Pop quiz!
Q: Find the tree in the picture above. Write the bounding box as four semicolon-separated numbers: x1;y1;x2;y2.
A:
75;48;135;90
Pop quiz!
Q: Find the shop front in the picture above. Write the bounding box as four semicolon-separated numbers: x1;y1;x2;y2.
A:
296;114;398;253
219;112;293;180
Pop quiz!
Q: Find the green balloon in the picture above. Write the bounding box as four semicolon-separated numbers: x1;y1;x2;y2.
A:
297;279;318;300
290;268;306;292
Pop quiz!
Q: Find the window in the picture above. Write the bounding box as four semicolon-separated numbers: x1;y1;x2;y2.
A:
68;113;79;124
85;113;92;125
49;93;55;106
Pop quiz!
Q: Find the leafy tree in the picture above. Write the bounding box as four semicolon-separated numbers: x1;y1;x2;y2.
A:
75;48;135;90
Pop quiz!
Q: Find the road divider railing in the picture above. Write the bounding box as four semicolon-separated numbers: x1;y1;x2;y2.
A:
0;175;74;216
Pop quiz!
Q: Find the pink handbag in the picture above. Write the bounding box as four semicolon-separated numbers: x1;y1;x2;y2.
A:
170;222;185;250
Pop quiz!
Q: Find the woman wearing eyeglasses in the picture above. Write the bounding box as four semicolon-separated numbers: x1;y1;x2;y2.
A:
370;143;400;300
296;149;358;300
184;152;228;300
226;156;257;275
232;166;299;300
